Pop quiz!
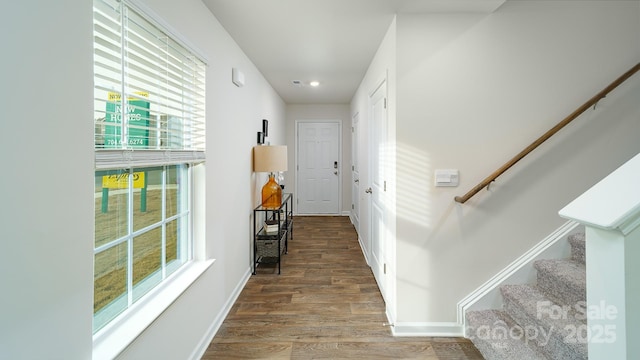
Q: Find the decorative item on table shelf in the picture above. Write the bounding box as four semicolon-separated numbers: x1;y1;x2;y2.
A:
264;219;279;234
253;144;288;208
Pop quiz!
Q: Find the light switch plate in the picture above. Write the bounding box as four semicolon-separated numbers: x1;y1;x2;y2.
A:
435;169;459;187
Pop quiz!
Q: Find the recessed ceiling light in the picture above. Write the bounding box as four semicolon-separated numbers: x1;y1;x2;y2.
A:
309;81;320;87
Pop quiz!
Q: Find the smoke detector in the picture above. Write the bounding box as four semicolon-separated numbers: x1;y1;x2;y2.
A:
292;80;302;87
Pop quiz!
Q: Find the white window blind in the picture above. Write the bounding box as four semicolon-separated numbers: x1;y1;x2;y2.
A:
93;0;206;168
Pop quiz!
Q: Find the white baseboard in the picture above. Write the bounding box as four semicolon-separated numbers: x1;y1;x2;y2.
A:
298;212;351;216
390;322;464;337
357;235;371;266
456;220;581;331
189;268;252;360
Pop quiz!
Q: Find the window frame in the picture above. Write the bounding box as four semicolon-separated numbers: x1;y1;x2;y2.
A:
93;165;192;333
92;0;211;358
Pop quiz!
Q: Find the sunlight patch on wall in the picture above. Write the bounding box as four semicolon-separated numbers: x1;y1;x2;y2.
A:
396;142;432;228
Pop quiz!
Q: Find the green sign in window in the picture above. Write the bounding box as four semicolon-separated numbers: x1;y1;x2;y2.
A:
105;91;149;148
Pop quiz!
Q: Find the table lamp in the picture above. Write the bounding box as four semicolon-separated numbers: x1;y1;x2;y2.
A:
254;145;288;208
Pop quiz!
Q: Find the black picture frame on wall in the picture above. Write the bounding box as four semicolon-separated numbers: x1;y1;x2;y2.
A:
257;131;264;144
262;119;268;137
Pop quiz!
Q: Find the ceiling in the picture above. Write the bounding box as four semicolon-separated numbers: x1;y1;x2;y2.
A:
202;0;506;104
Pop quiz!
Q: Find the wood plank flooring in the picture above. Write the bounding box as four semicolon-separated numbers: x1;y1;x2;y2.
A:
202;216;484;359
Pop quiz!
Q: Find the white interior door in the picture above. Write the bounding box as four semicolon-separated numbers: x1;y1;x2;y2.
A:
351;113;360;231
297;121;340;214
369;80;387;300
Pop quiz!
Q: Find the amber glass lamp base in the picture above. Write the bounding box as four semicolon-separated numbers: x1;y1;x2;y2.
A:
261;174;282;208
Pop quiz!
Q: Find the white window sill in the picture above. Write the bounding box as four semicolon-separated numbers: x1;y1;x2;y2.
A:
92;259;214;360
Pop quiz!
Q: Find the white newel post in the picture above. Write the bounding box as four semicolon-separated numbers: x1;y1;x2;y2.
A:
559;152;640;360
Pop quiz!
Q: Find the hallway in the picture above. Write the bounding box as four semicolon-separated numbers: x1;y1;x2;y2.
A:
202;216;483;359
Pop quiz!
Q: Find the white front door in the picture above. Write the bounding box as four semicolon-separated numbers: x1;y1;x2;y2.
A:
297;121;340;214
369;80;387;300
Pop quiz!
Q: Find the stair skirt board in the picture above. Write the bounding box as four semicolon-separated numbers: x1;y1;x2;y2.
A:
457;220;582;328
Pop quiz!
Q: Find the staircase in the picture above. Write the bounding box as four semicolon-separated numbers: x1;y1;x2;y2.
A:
466;233;587;360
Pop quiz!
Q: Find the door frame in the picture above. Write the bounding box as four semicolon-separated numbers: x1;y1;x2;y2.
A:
350;112;360;232
366;71;396;323
294;119;342;215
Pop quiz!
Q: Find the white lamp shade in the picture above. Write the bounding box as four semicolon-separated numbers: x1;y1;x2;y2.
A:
254;145;288;172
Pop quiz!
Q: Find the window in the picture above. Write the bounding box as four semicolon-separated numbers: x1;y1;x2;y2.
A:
93;0;205;334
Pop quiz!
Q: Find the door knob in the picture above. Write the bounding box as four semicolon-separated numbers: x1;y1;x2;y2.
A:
365;187;372;194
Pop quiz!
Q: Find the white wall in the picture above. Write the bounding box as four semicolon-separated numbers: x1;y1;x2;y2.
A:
0;2;95;359
1;0;286;359
351;0;640;331
286;104;352;214
119;0;286;358
392;0;640;325
350;16;398;318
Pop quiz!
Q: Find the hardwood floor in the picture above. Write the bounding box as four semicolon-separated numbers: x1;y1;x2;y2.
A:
202;216;484;359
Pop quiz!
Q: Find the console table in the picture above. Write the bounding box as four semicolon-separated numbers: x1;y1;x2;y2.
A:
252;193;293;274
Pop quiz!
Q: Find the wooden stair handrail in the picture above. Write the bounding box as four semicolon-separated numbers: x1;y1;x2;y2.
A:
455;62;640;204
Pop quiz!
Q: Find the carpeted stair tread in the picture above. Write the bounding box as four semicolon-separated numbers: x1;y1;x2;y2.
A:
568;233;585;264
501;284;587;360
466;233;588;360
466;309;549;360
534;259;585;307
